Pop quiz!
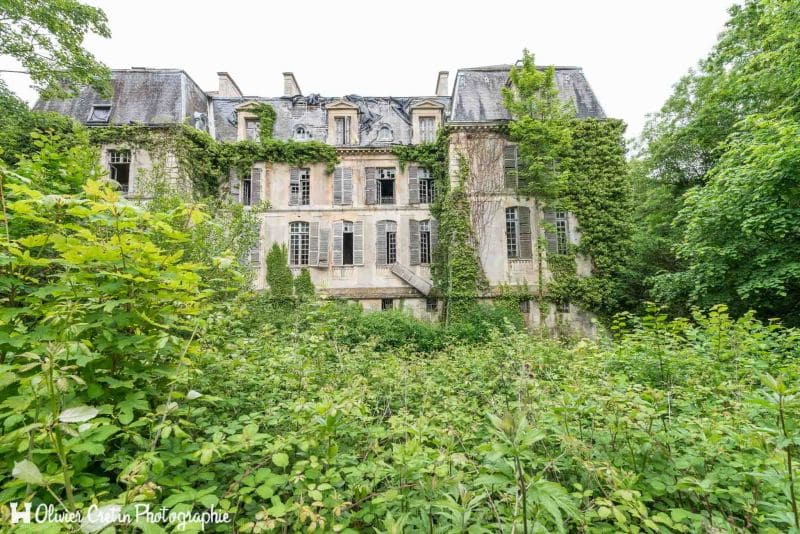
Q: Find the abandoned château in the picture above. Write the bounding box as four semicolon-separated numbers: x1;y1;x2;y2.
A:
35;64;609;334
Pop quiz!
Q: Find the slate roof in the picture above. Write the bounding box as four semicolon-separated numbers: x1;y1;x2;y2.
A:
450;65;605;123
34;69;209;128
33;64;607;144
211;95;449;145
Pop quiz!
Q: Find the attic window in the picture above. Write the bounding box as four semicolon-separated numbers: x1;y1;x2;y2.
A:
88;105;111;123
377;125;393;142
294;125;310;140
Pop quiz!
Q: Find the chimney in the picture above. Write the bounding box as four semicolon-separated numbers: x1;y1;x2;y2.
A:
435;71;449;97
217;72;242;98
283;72;302;97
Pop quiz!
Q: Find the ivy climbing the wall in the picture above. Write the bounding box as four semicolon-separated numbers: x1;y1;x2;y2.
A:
394;131;486;322
87;102;338;198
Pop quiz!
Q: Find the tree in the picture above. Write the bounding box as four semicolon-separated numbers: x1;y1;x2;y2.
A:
266;243;293;304
294;268;315;301
0;0;111;98
501;49;574;201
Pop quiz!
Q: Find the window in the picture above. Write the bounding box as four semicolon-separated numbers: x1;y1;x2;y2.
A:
291;168;311;205
88;105;111;123
420;116;436;143
377;168;395;205
245;118;260;141
381;298;394;311
294;125;310;140
519;300;531;313
342;221;354;266
506;207;519;258
418;168;436;204
335;116;350;145
242;172;252;205
504;144;519;188
386;230;397;264
377;125;393;142
426;298;438;312
557;301;570;314
108;150;131;193
289;222;310;266
555;211;569;255
419;220;432;264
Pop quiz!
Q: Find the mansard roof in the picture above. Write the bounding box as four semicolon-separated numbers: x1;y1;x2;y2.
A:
32;63;608;144
450;64;605;123
34;68;209;127
211;95;450;146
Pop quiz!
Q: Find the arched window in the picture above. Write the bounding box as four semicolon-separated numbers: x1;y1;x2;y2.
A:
294;125;310;140
377;124;393;142
289;222;310;266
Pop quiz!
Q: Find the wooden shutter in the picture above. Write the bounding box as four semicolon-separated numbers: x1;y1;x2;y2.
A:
504;144;518;189
518;206;532;259
342;167;353;205
289;168;300;205
332;220;343;266
333;167;343;205
251;167;262;204
229;169;241;202
375;220;387;265
430;218;438;256
353;220;364;265
409;219;420;265
308;221;320;266
543;209;558;255
365;167;377;205
408;165;420;205
318;227;329;267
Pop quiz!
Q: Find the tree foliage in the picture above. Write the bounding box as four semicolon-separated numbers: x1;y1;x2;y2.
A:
636;0;800;324
0;0;112;98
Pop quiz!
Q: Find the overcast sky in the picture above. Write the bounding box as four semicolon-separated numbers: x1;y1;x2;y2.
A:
2;0;734;139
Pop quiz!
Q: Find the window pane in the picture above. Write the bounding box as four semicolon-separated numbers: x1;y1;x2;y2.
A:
386;231;396;264
506;208;518;258
290;222;310;265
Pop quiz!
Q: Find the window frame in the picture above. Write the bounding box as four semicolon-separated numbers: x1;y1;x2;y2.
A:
386;230;397;264
289;221;310;266
419;116;436;143
555;211;569;255
505;207;519;258
342;220;354;266
108;149;132;193
426;298;438;312
381;298;394;311
377;167;396;205
335;116;350;145
419;220;432;264
418;168;435;204
244;118;260;141
88;105;111;124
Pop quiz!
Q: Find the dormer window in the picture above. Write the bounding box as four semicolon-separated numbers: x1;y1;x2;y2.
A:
294;125;310;141
335;117;351;145
420;116;436;142
87;105;111;124
377;125;393;142
245;118;260;141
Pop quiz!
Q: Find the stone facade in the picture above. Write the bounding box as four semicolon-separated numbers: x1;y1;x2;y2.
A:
35;64;609;335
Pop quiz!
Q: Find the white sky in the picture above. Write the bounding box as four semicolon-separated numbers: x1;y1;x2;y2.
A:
2;0;734;139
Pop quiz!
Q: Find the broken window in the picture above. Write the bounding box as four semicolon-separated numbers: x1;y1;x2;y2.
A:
419;116;436;143
381;298;394;311
335;116;351;145
290;168;311;205
88;105;111;124
377;125;392;142
108;150;131;193
377;168;395;205
342;221;354;266
519;300;531;313
506;207;519;258
419;220;432;264
294;125;310;140
555;211;569;254
289;221;310;266
418;168;436;204
426;298;438;312
245;118;260;141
